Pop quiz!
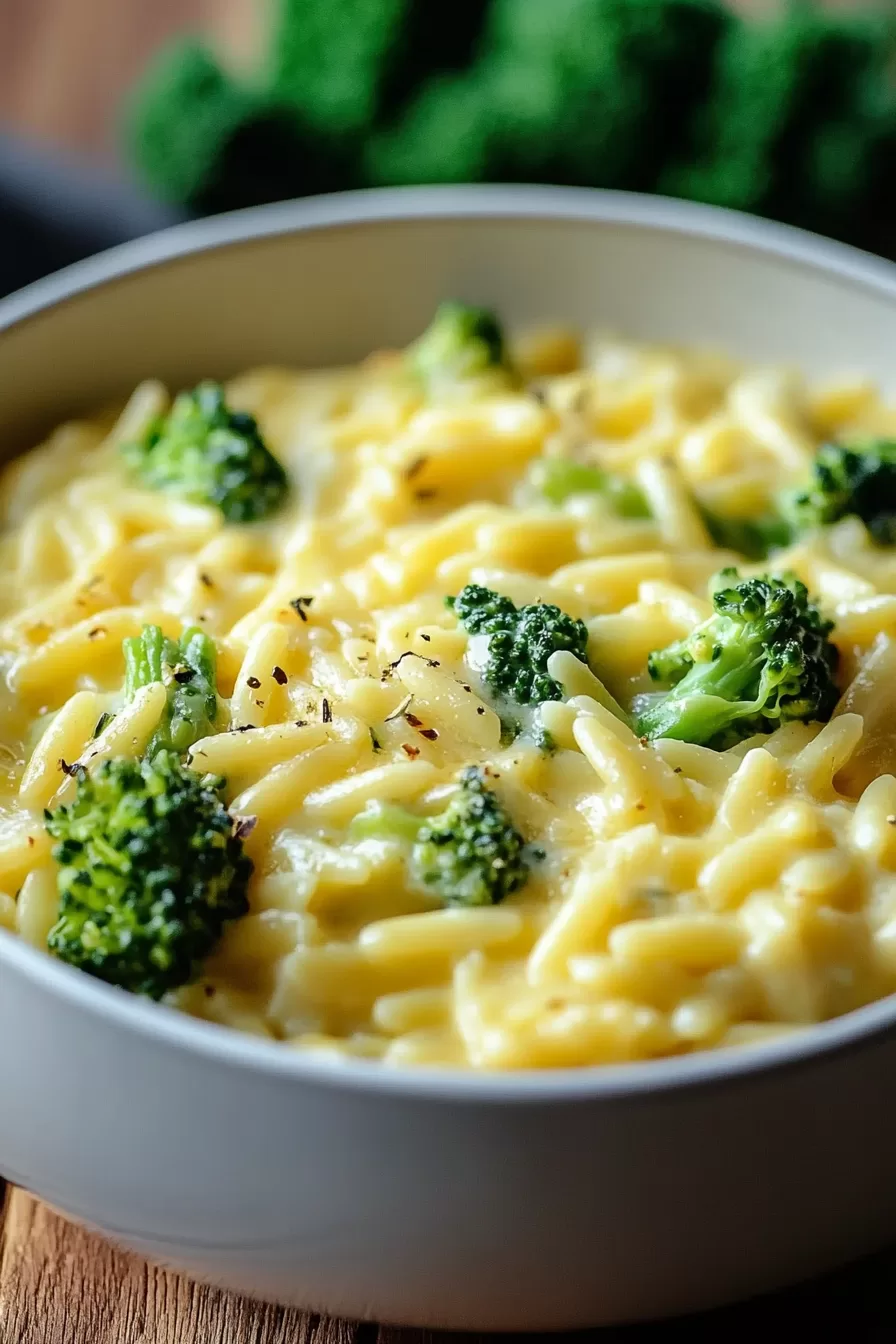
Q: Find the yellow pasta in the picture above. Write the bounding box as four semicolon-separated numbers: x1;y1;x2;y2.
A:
5;322;896;1070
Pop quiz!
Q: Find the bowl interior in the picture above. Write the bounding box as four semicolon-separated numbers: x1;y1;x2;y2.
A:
2;187;896;456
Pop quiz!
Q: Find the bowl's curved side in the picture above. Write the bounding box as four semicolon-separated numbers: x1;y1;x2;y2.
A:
2;939;896;1329
3;185;896;452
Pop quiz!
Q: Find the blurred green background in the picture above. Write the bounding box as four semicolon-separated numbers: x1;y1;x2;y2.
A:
2;0;896;258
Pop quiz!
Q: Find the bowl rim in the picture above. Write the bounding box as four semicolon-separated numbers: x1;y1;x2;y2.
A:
4;182;896;1103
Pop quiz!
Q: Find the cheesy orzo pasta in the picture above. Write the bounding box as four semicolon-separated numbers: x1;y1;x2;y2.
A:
3;303;896;1069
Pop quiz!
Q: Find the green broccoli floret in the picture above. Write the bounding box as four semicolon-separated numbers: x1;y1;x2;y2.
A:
409;301;509;384
634;568;839;749
665;10;896;249
369;0;729;190
45;752;252;999
350;766;531;907
783;440;896;545
530;457;650;518
125;39;345;213
269;0;489;136
123;625;220;758
124;382;288;523
447;583;590;707
699;505;793;560
125;40;258;206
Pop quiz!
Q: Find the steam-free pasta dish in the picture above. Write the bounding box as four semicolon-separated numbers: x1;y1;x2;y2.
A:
4;303;896;1070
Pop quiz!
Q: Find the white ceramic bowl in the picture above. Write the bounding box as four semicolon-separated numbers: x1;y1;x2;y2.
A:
4;188;896;1331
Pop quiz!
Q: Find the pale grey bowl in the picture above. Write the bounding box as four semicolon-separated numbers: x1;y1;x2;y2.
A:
2;187;896;1331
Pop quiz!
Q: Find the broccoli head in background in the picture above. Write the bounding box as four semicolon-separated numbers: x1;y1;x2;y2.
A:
699;505;793;561
124;625;220;758
665;10;896;251
530;457;650;518
351;766;532;906
409;301;510;385
124;381;288;523
635;568;839;749
447;583;590;706
783;440;896;546
369;0;730;190
124;39;346;213
45;752;252;999
124;0;896;264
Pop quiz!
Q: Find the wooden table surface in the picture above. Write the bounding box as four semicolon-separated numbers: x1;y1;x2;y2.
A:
2;1177;896;1343
0;0;890;1341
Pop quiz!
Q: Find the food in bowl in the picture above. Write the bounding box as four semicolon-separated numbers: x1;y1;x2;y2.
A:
2;299;896;1070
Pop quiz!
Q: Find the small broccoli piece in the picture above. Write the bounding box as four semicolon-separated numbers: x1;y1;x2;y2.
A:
124;382;288;523
635;568;839;748
45;753;252;999
413;766;531;907
699;505;793;560
348;800;426;845
783;440;896;545
351;768;531;907
531;457;650;518
448;584;590;707
123;625;219;758
409;301;509;384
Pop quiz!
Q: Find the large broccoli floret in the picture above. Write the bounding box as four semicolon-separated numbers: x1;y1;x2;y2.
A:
123;625;220;758
634;568;839;748
369;0;729;190
530;457;650;518
124;382;288;523
783;440;896;545
45;753;252;999
409;301;510;385
350;766;531;907
269;0;489;136
447;584;590;706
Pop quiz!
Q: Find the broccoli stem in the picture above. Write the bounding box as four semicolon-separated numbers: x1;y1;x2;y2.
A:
348;800;425;844
123;625;219;757
635;569;839;748
636;642;766;745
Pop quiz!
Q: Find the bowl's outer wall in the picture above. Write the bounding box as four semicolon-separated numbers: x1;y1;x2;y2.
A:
3;191;896;1328
3;946;896;1330
3;202;896;451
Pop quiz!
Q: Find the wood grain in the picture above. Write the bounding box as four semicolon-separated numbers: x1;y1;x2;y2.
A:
3;1177;896;1344
0;1186;367;1344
